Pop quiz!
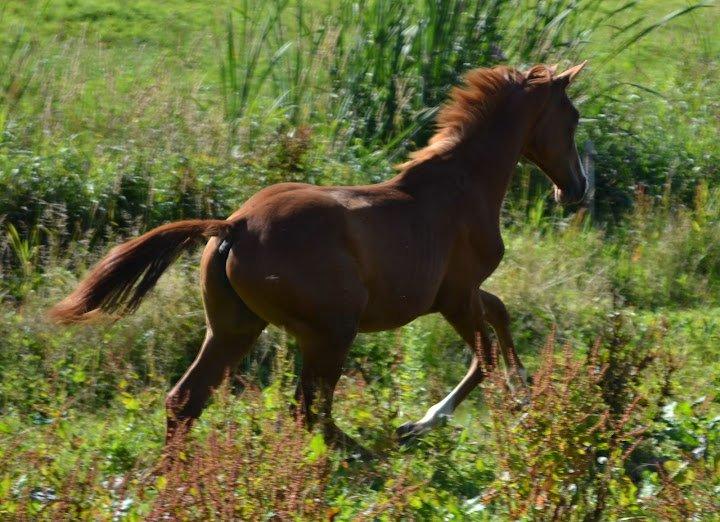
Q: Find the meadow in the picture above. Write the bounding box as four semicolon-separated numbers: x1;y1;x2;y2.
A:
0;0;719;519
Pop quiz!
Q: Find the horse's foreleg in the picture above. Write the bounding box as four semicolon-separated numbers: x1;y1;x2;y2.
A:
396;355;488;441
397;291;494;441
480;289;529;387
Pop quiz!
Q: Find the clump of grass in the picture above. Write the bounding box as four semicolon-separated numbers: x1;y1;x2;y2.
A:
478;334;642;518
476;318;717;519
148;387;333;521
2;317;716;519
611;183;720;308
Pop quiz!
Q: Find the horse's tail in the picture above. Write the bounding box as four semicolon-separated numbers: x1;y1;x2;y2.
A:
49;219;233;324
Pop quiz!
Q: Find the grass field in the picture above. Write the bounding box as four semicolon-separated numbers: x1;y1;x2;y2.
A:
1;0;719;519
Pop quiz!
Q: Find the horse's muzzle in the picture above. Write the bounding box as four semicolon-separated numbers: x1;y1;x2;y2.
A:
554;158;588;205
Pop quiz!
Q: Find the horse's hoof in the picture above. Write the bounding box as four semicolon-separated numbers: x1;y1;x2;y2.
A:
345;447;377;463
510;395;531;413
395;422;425;444
323;424;376;461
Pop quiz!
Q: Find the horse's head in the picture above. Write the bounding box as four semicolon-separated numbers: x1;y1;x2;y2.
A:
521;62;588;205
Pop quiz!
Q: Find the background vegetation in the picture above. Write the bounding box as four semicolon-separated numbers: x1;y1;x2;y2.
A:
0;0;718;519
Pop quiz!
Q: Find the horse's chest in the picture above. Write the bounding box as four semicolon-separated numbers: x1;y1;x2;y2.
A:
442;229;505;286
474;240;504;278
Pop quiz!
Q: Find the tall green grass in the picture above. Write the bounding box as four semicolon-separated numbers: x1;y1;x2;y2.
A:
219;0;712;150
0;24;34;132
0;0;713;256
0;2;718;517
0;0;714;307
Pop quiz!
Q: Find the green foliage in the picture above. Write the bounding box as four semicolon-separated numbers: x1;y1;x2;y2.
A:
611;183;720;308
0;0;714;244
1;211;718;518
0;0;718;519
0;303;717;518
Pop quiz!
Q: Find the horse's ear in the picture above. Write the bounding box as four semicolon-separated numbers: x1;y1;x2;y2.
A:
524;65;554;86
553;60;587;87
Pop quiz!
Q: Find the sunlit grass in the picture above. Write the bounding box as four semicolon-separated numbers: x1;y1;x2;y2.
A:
0;0;718;518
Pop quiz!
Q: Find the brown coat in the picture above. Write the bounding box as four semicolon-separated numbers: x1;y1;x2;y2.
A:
51;63;588;451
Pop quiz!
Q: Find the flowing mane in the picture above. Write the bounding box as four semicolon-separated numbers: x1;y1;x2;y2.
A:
399;64;554;170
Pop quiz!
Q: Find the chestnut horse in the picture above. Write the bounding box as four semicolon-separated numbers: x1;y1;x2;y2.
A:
51;62;588;451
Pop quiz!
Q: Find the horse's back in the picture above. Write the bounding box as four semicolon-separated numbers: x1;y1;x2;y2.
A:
223;181;455;334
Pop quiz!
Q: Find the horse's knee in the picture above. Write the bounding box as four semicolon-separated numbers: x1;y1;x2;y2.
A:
165;390;179;413
165;389;194;442
165;382;207;420
165;389;190;420
481;291;510;326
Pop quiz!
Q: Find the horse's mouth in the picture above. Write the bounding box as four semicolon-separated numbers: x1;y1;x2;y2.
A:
554;175;588;205
554;185;586;205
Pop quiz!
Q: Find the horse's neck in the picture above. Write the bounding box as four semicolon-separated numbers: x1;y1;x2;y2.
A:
395;117;527;221
460;122;527;216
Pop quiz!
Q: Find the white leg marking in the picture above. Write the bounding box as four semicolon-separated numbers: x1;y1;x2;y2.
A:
518;368;529;387
410;381;465;434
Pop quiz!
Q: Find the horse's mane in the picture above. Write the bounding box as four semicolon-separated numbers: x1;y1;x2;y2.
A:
399;64;554;170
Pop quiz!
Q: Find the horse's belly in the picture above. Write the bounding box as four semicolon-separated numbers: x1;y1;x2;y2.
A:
357;283;439;332
358;308;423;332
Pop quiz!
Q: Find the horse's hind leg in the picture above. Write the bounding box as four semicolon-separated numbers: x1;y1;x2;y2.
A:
294;324;373;459
165;239;266;443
